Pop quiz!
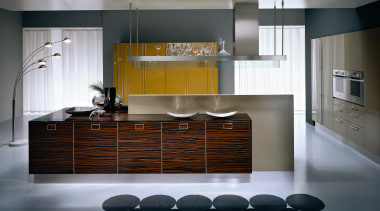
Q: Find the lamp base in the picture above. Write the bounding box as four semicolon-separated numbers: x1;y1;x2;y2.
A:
8;138;28;147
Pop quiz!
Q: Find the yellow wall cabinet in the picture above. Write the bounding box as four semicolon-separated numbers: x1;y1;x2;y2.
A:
113;43;218;104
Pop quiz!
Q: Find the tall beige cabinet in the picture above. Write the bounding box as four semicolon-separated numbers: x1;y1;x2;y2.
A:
363;27;380;156
312;27;380;161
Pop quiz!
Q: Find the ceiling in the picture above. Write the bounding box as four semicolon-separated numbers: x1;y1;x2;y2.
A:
0;0;377;11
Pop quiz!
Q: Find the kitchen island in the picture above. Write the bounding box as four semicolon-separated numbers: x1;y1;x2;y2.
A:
29;110;252;175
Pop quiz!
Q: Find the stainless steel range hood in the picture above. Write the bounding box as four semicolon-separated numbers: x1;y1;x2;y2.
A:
127;1;286;62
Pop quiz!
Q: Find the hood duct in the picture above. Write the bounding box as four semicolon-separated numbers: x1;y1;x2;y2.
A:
234;2;259;56
127;1;286;63
233;1;286;62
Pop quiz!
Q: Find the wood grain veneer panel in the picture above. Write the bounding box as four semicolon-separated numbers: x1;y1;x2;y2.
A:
118;122;162;173
29;122;73;174
206;121;252;173
74;122;117;173
162;121;206;173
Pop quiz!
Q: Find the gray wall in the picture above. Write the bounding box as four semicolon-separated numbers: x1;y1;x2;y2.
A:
21;9;305;97
102;10;234;93
0;9;22;122
305;1;380;125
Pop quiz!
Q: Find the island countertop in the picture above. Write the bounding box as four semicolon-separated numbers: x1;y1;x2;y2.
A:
30;107;252;122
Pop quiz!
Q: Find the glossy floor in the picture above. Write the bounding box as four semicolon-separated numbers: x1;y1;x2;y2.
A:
0;114;379;211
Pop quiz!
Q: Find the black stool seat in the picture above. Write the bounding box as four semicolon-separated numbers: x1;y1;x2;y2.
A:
286;194;325;211
102;194;140;211
250;194;287;211
140;194;176;211
213;194;249;211
176;195;212;211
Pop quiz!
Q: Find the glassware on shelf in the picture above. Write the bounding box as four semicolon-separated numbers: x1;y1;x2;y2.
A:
217;39;231;56
204;44;211;56
155;45;161;56
166;43;175;56
199;44;204;56
185;43;193;56
192;47;198;56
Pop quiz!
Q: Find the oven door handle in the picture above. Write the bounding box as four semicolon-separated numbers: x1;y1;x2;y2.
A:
349;78;364;82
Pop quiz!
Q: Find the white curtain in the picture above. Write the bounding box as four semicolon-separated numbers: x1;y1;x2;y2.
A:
235;26;305;112
23;28;103;113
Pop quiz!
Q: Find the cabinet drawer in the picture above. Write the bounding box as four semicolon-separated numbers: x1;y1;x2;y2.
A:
74;122;117;173
118;122;162;173
347;103;365;126
334;116;347;137
29;122;74;174
333;105;347;119
333;98;347;108
348;123;365;147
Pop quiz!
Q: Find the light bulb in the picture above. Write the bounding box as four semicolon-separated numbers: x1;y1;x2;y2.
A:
44;42;53;47
39;65;47;69
63;37;71;43
38;59;47;65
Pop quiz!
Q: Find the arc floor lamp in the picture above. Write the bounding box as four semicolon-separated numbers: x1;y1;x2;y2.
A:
8;37;71;147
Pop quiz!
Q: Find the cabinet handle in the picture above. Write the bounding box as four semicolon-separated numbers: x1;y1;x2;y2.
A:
335;108;343;112
334;101;343;105
223;123;233;129
350;113;359;118
135;124;144;130
335;119;343;124
350;125;359;131
46;124;56;131
351;106;360;111
179;123;188;130
91;124;100;130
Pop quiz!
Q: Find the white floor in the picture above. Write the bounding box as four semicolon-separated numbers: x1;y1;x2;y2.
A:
0;114;379;210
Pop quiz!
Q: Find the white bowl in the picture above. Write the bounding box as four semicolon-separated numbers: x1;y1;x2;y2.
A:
205;111;237;118
166;111;199;118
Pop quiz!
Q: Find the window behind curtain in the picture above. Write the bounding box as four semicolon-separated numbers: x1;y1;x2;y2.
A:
23;28;103;113
234;26;305;112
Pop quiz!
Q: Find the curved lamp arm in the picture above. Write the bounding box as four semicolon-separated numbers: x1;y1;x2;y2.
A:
22;37;70;69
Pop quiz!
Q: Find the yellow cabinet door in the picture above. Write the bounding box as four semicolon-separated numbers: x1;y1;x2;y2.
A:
188;61;208;94
113;43;144;104
145;43;166;94
166;62;186;94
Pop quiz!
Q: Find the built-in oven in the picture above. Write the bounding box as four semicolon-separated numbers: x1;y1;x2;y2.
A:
333;69;364;106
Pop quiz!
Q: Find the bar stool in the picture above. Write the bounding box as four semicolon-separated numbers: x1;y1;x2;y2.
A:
249;194;287;211
213;194;249;211
102;194;140;211
140;194;176;211
176;195;212;211
286;194;325;211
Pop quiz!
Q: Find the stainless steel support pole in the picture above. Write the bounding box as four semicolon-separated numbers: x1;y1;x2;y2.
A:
274;4;276;55
136;7;139;56
129;2;132;56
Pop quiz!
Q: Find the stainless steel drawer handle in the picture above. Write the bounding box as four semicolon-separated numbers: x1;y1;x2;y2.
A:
46;124;56;131
335;119;343;124
91;124;100;130
135;124;144;130
350;125;359;131
351;113;359;118
179;123;188;130
334;102;343;105
335;108;343;112
223;123;233;129
351;107;359;111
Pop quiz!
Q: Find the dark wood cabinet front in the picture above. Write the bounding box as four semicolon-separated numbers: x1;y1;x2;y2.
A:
206;121;252;173
74;122;117;173
118;122;162;173
29;122;73;174
162;121;206;173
